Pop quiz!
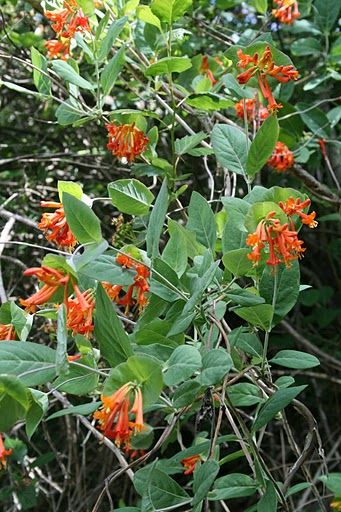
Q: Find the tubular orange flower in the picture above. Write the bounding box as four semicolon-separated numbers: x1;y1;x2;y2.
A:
272;0;300;24
0;324;16;341
20;266;68;311
181;455;201;475
106;123;149;163
279;197;318;228
237;46;298;112
45;38;71;60
267;142;294;171
68;353;82;362
38;201;77;250
200;56;217;85
0;434;12;469
94;384;145;448
246;211;306;267
235;97;269;123
66;288;94;336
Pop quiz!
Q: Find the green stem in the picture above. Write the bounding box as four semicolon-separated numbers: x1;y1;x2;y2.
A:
261;268;278;373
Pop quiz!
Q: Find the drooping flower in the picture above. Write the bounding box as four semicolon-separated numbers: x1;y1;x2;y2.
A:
181;454;201;475
106;123;149;163
237;46;298;112
0;434;12;469
267;141;294;171
331;499;341;511
20;266;69;311
94;384;145;448
200;56;217;85
279;197;318;228
44;8;70;34
68;353;82;362
38;201;77;250
0;324;16;341
45;38;71;60
272;0;300;24
246;211;306;267
235;97;269;123
66;288;94;336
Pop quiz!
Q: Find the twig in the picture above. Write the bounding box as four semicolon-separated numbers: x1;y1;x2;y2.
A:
0;216;15;302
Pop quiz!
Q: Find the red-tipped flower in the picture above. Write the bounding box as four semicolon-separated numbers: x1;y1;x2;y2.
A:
0;434;12;469
20;266;68;311
235;97;269;123
200;56;217;85
0;324;16;341
66;288;94;336
181;454;201;475
267;141;294;171
45;39;71;60
246;211;306;267
237;46;298;112
38;201;77;250
106;123;149;163
272;0;300;24
279;197;318;229
94;383;145;448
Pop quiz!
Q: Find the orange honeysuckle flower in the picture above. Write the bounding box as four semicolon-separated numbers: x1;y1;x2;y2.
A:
181;454;201;475
94;384;145;448
66;11;90;37
331;500;341;511
279;197;318;228
267;142;294;172
0;324;16;341
235;97;269;123
66;288;94;336
67;353;82;362
200;56;217;85
246;211;306;267
0;434;12;469
38;201;77;250
20;266;69;311
45;38;71;60
106;123;149;163
44;8;70;34
272;0;300;24
237;46;298;112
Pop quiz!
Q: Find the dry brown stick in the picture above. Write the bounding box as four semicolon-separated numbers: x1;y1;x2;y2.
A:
0;216;15;302
0;208;37;229
290;165;341;204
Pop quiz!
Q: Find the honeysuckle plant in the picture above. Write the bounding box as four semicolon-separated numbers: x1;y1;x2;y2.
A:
0;0;340;510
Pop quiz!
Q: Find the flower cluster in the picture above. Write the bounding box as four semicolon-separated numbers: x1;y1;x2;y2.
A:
94;383;145;448
181;454;202;475
237;46;298;111
0;434;12;468
267;141;294;172
66;289;94;336
235;97;269;123
246;198;317;267
44;0;90;59
38;201;77;250
0;323;16;341
272;0;300;24
106;123;149;163
103;254;150;313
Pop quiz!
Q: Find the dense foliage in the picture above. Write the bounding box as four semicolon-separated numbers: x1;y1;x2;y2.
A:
0;0;340;511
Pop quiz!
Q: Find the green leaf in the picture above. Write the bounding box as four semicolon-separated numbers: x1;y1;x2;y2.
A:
186;93;233;111
0;375;29;431
297;102;330;138
270;350;320;369
174;132;207;156
162;227;188;277
254;0;267;14
173;380;202;407
149;468;191;509
31;47;51;95
234;304;274;331
150;0;192;24
146;179;168;258
187;191;217;250
225;289;265;307
246;115;279;178
209;473;257;500
47;401;101;420
75;0;94;15
98;17;128;61
62;193;102;244
137;6;162;30
319;473;341;494
229;329;263;358
56;304;68;377
94;284;133;367
0;342;56;386
101;46;125;96
51;60;94;90
192;460;220;506
257;481;278;512
74;33;94;59
228;383;262;407
211;124;249;176
222;74;255;99
253;385;307;431
259;262;300;324
164;345;202;386
314;0;340;32
244;201;286;233
55;99;86;126
10;302;32;341
26;390;48;439
199;349;232;386
291;37;321;56
53;358;98;395
78;254;135;285
108;179;154;216
58;180;83;201
144;57;192;77
104;354;163;406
